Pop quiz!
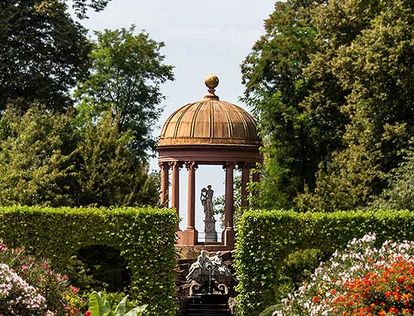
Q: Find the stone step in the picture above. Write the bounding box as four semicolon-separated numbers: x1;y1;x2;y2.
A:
187;304;229;310
184;295;232;316
185;311;232;316
185;309;232;316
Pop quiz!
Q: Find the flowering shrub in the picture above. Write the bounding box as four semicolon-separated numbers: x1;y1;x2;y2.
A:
0;241;86;315
0;263;49;315
274;234;414;316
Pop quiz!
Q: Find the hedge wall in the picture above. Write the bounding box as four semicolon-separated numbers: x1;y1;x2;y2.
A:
0;206;177;315
235;210;414;316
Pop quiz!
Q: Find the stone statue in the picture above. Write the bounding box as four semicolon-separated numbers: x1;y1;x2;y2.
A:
186;251;232;295
201;185;217;242
200;185;214;220
187;250;208;282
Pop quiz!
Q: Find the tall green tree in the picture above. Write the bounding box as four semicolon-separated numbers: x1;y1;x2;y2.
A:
296;0;414;211
242;0;341;209
0;0;92;112
244;0;414;210
75;26;174;159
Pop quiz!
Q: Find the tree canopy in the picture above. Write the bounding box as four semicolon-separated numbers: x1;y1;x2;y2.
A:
0;106;159;207
67;0;111;19
0;0;91;112
75;26;174;159
243;0;414;211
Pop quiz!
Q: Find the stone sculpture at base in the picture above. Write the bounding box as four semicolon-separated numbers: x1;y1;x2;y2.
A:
186;250;232;295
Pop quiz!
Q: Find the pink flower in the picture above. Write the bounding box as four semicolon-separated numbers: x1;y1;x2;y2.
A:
85;311;92;316
70;285;79;294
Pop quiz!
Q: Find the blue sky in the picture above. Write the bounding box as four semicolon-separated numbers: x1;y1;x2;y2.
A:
79;0;274;233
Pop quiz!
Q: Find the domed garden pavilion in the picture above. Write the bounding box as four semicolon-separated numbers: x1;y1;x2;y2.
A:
157;75;262;250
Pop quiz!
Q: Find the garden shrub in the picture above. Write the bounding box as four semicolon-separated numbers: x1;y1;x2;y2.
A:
0;263;49;315
260;247;325;308
235;210;414;315
0;241;84;315
0;206;177;316
273;233;414;315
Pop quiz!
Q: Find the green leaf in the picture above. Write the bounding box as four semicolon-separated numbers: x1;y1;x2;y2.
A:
125;305;148;316
114;295;128;316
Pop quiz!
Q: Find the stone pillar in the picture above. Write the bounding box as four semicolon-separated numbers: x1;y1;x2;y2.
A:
186;161;197;230
224;162;235;248
177;162;198;246
170;161;180;212
159;162;169;207
241;163;251;208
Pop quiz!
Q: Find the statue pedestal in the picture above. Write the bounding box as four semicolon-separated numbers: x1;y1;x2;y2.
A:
204;218;217;243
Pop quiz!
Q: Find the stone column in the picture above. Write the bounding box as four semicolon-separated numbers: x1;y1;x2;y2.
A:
224;162;235;228
177;162;198;246
186;161;197;230
170;161;180;212
241;163;251;208
224;162;235;248
159;162;169;207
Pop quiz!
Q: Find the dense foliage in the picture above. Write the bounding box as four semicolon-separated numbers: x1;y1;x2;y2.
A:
75;26;174;159
76;112;159;206
0;106;79;206
0;106;159;207
371;144;414;210
235;210;414;315
242;0;414;211
0;206;178;316
0;0;91;112
273;234;414;316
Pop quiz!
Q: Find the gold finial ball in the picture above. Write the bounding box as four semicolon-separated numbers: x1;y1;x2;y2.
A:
204;74;219;89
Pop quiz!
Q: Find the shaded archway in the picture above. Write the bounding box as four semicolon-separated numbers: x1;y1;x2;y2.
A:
71;245;131;292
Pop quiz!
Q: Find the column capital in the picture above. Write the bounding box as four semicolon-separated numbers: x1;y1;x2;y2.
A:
158;161;169;168
168;161;182;169
185;161;198;170
223;161;236;170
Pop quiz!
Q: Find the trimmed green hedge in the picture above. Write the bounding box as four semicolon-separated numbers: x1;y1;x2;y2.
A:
0;206;177;315
235;210;414;315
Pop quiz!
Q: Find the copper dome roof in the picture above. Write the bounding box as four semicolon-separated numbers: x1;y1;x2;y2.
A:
158;75;260;148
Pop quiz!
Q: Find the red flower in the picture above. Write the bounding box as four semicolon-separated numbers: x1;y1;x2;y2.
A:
397;276;406;284
312;296;320;303
85;311;92;316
